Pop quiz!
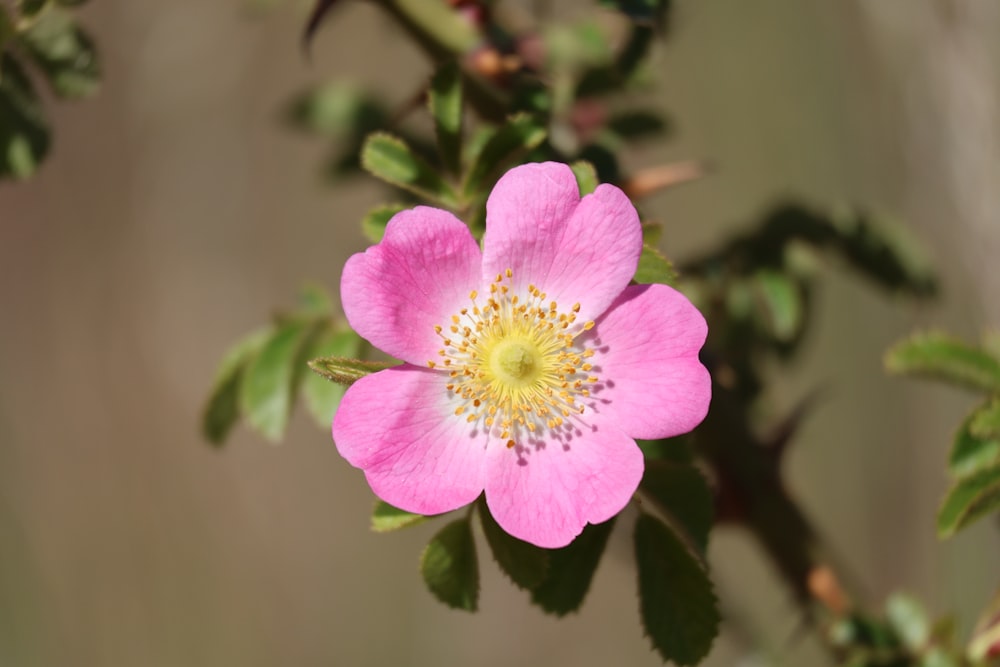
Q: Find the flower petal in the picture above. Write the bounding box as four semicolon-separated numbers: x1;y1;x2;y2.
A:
333;365;486;515
484;422;643;548
341;206;482;366
482;162;642;323
584;283;711;440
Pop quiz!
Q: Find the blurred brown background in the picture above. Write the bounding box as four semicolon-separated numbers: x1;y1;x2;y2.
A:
1;1;997;665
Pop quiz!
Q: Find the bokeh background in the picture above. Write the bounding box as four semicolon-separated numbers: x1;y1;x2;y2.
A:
1;1;998;665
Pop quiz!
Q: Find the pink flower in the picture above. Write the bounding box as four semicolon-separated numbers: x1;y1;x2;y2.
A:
333;162;711;548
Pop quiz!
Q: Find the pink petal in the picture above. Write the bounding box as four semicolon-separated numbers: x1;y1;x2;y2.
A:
484;422;643;548
583;284;711;440
333;366;486;515
481;162;642;323
341;207;482;366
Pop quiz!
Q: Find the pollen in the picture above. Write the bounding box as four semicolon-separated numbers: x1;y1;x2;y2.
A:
429;269;600;450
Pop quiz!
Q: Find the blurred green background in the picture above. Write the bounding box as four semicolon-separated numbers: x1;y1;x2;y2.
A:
1;1;997;665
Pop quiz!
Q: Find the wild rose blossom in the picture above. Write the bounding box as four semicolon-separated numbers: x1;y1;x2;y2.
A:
333;162;711;548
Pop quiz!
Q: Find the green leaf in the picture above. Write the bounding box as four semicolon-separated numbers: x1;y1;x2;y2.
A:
637;436;694;463
301;326;361;429
0;54;50;179
607;110;670;141
296;283;333;317
635;513;719;666
201;328;271;446
639;461;713;554
360;203;407;243
285;82;386;138
949;407;1000;478
371;500;429;532
420;517;479;611
478;499;550;590
885;593;929;652
936;463;1000;538
360;132;457;207
642;222;662;246
240;319;318;442
633;243;678;287
463;114;547;198
307;356;396;387
19;9;100;98
531;517;615;616
570;159;599;195
429;61;463;175
751;270;803;343
886;332;1000;394
970;397;1000;439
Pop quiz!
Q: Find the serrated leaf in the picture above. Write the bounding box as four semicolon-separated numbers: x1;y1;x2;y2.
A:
642;222;662;246
360;203;407;243
886;593;929;652
0;54;50;179
634;243;678;286
970;397;1000;439
570;159;598;195
478;499;549;590
421;517;479;611
240;319;318;442
429;61;462;175
301;326;361;429
307;356;396;387
201;328;271;446
886;332;1000;394
635;513;719;666
752;270;803;343
639;461;712;554
950;407;1000;478
530;517;615;616
361;132;457;206
371;500;429;532
19;10;99;98
463;114;547;198
937;463;1000;538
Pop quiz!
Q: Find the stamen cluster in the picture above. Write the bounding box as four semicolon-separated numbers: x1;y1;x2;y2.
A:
428;269;598;448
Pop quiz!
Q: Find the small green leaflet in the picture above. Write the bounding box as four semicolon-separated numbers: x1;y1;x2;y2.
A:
361;132;458;207
949;407;1000;479
429;61;463;175
201;328;272;446
240;319;321;442
634;513;719;665
371;500;428;533
301;327;362;429
420;517;479;611
477;499;549;590
530;518;615;616
886;332;1000;394
307;356;396;387
936;462;1000;538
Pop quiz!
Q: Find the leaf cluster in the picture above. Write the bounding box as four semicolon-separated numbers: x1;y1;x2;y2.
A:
0;0;99;180
886;332;1000;538
202;285;363;445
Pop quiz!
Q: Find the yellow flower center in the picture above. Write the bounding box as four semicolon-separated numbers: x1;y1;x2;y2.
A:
428;268;599;449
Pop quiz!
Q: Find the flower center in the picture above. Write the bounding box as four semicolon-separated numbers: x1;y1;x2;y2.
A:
428;268;599;449
490;339;540;385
